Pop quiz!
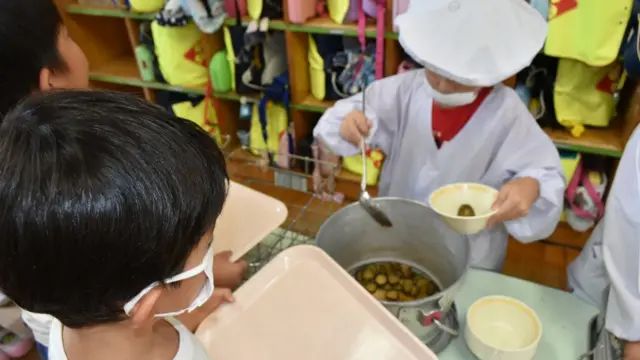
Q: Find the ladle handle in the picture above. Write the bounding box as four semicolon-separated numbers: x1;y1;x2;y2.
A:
360;138;367;193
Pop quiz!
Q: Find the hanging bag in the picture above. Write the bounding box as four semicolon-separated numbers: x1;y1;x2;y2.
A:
130;0;164;12
151;19;209;87
288;0;319;24
554;59;621;137
566;159;606;232
224;0;247;17
222;0;263;94
247;0;283;20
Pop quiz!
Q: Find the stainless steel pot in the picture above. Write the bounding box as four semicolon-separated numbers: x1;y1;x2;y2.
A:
315;197;470;346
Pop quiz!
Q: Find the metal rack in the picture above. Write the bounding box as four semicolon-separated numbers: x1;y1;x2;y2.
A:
223;145;344;276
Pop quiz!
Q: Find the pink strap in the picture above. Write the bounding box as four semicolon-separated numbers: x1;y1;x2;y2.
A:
566;160;605;220
374;0;385;79
357;1;385;79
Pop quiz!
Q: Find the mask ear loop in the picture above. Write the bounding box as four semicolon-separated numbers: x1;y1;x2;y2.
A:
123;243;215;316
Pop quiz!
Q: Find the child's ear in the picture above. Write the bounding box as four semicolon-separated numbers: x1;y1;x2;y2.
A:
128;287;163;328
38;68;53;91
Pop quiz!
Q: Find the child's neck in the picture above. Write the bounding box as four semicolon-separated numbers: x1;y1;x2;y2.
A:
63;318;179;360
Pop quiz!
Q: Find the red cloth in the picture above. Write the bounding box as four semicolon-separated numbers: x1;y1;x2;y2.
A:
432;87;493;147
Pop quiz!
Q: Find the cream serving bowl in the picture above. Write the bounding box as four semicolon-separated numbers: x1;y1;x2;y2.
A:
428;183;498;234
464;296;542;360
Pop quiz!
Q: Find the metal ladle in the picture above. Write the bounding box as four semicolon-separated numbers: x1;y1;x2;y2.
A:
358;82;392;227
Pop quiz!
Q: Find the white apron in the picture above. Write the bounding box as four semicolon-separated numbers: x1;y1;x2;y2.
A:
314;70;565;271
569;127;640;341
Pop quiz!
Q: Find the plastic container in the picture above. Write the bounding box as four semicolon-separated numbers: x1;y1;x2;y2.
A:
213;181;287;262
196;245;439;360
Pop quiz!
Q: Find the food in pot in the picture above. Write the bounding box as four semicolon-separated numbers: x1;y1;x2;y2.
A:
457;204;476;217
353;262;439;302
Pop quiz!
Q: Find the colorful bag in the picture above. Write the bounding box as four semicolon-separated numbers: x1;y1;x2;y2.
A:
544;0;632;67
327;0;375;24
209;50;232;92
566;159;607;232
247;0;283;20
224;0;247;17
240;31;287;91
151;20;209;87
288;0;318;24
129;0;164;12
249;73;291;167
172;96;222;144
222;3;263;94
554;59;622;136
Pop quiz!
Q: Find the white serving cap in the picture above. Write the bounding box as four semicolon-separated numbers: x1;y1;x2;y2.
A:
395;0;547;87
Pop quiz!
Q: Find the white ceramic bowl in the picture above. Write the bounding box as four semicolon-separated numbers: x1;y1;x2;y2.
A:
428;183;498;234
465;296;542;360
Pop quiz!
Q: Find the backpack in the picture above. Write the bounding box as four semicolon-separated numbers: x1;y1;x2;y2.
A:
247;0;283;20
288;0;319;24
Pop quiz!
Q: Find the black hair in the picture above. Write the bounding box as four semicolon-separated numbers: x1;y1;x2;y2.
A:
0;90;229;328
0;0;66;116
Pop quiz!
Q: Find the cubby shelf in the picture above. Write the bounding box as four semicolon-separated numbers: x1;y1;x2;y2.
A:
56;0;637;288
89;54;625;158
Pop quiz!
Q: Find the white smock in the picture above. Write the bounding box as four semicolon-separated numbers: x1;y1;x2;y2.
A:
313;70;565;271
48;317;210;360
568;126;640;341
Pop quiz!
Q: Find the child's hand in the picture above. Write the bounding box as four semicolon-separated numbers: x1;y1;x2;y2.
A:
203;288;235;312
178;288;235;332
213;251;248;289
625;341;640;360
339;110;372;146
487;177;540;228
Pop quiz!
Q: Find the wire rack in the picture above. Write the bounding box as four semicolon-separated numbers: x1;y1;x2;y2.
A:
223;144;344;277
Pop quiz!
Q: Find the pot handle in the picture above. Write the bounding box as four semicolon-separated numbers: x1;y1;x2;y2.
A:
418;309;459;337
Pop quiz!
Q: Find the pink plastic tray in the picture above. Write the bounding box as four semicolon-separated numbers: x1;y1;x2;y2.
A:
213;181;287;261
196;245;439;360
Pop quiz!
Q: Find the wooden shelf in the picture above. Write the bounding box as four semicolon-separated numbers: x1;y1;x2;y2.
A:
90;56;260;101
66;5;395;39
543;126;624;157
288;17;379;38
291;94;334;113
294;94;625;158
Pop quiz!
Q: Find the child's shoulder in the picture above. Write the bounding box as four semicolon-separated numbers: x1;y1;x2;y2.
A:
167;318;211;360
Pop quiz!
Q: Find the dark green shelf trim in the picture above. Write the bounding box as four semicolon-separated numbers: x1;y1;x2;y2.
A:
290;103;326;113
553;143;622;158
89;73;206;95
66;5;155;20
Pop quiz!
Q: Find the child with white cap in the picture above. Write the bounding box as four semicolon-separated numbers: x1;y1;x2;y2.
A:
313;0;565;271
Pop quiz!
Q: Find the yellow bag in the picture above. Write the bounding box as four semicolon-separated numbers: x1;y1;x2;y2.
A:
129;0;164;13
545;0;632;66
327;0;352;24
554;59;621;136
222;27;238;91
249;102;288;162
151;21;209;87
247;0;283;20
172;99;222;145
342;149;385;186
308;35;327;101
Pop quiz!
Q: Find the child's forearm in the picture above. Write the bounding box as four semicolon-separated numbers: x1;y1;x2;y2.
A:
176;307;209;332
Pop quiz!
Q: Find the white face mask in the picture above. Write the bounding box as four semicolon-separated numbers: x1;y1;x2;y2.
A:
124;242;215;318
424;77;478;107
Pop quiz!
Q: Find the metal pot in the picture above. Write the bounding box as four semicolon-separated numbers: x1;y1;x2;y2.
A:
315;197;470;348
